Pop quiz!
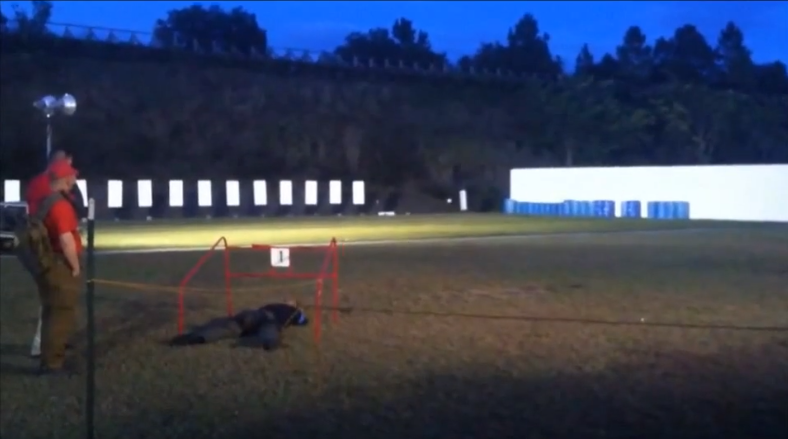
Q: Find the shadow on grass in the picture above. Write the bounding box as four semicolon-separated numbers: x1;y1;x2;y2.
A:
72;294;200;362
111;338;788;439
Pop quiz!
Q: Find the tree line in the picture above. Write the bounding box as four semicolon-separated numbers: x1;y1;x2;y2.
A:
1;2;786;200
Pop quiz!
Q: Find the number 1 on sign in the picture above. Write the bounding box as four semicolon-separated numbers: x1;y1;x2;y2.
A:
270;247;290;268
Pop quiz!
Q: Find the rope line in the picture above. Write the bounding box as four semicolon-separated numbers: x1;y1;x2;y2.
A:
80;278;788;333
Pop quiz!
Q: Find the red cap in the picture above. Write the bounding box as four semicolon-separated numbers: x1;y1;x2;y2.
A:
48;159;79;179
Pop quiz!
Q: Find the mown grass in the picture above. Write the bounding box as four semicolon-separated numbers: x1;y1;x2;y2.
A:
1;227;787;439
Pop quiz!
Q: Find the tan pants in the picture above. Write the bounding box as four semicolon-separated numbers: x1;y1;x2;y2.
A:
36;259;80;369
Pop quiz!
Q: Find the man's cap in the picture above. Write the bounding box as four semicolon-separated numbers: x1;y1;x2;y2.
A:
48;159;79;179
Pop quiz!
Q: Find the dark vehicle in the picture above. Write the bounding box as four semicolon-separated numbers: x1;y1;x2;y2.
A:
0;202;28;253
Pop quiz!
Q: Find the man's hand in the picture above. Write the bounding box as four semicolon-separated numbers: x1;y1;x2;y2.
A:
59;232;81;276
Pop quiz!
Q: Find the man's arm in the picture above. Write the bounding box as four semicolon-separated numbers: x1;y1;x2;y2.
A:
58;232;80;274
49;202;81;275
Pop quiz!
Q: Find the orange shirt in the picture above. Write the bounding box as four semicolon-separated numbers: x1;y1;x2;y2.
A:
43;199;83;255
25;172;50;215
25;172;79;216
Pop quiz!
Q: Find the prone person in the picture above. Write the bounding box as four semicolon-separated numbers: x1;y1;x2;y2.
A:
170;301;309;351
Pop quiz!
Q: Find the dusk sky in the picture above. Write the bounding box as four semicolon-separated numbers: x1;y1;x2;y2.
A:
2;1;786;64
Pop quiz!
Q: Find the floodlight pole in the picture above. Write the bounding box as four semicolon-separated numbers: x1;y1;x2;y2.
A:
45;115;52;163
33;93;77;164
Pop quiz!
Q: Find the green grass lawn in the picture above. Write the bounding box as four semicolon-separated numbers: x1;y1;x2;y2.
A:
1;226;787;439
91;214;772;249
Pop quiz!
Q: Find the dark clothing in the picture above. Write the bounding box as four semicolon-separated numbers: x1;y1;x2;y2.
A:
170;303;308;350
37;258;80;369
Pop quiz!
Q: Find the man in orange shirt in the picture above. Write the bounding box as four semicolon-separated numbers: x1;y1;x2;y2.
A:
26;150;84;358
35;159;83;375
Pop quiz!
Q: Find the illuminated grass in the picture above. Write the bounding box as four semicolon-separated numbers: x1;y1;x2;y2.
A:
92;214;731;249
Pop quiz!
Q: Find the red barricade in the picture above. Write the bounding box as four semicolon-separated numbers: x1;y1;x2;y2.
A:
177;237;339;345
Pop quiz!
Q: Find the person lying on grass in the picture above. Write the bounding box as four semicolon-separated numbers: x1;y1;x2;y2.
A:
169;300;309;351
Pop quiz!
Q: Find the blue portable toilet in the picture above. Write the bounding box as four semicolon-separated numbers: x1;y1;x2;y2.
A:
603;200;615;218
622;201;642;218
562;200;576;217
674;201;690;220
515;201;526;215
592;200;604;217
579;201;593;217
593;200;615;218
660;202;676;220
503;199;516;214
647;201;660;219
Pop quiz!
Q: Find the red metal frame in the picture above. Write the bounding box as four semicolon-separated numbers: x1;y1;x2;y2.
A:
177;237;340;345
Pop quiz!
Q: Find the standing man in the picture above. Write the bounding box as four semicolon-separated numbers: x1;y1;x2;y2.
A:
26;150;84;358
34;159;83;374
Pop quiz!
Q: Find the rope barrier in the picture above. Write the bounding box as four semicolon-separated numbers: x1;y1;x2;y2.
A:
81;277;788;333
92;278;316;296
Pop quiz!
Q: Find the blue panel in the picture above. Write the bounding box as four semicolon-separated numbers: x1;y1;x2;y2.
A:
503;198;516;214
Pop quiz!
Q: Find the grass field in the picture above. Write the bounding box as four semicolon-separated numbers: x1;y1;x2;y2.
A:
88;214;773;249
1;217;788;439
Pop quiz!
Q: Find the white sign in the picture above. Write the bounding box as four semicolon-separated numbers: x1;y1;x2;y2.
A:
270;247;290;268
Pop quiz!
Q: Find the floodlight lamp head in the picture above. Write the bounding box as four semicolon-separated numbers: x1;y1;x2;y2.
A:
33;95;57;116
57;94;77;116
32;93;77;117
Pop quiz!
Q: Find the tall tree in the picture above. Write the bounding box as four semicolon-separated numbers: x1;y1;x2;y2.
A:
8;0;52;36
461;14;563;79
755;62;788;95
153;5;267;56
653;25;718;84
334;18;446;69
715;22;756;90
615;26;653;82
574;44;595;77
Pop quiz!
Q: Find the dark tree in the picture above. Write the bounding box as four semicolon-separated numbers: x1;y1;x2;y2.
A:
653;25;718;84
715;22;756;91
153;5;268;56
6;1;52;36
460;14;563;79
334;18;446;69
574;44;595;77
616;26;653;82
756;62;788;95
